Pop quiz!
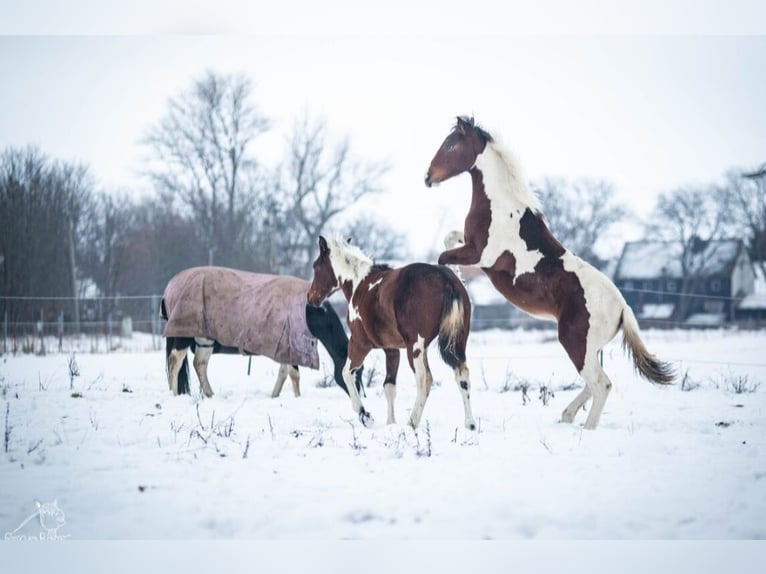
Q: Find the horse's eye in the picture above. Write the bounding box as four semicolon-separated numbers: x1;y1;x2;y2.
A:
447;144;455;152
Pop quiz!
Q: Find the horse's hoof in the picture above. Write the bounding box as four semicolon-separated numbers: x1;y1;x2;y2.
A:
359;410;374;428
466;421;477;431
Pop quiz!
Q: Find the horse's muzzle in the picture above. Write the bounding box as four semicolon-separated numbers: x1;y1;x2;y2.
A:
306;291;323;307
424;169;440;188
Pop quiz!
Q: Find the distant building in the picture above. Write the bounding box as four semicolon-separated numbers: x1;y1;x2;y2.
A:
735;263;766;324
613;239;755;327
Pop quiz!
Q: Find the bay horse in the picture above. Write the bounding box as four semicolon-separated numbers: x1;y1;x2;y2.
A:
425;116;674;429
307;236;477;430
160;266;362;399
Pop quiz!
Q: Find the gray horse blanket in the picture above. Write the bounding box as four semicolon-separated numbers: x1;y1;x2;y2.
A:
162;267;319;369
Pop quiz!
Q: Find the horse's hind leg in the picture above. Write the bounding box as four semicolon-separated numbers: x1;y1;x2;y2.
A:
383;349;401;425
407;336;433;429
272;364;288;398
561;386;592;424
580;353;612;430
288;365;300;397
453;363;477;431
192;338;215;398
558;311;607;428
168;347;187;395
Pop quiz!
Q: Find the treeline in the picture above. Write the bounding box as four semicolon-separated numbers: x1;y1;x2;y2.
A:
0;71;406;326
1;70;765;330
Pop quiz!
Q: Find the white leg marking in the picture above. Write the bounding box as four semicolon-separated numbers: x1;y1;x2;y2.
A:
580;352;612;430
384;382;396;425
288;365;301;397
561;386;592;424
408;336;430;429
454;363;477;430
343;360;374;427
272;364;288;398
168;348;186;395
192;345;214;398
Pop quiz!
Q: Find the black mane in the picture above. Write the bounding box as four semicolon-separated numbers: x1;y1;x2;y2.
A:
456;115;493;144
370;263;393;274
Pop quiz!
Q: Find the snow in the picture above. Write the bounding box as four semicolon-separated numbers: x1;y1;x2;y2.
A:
1;328;765;540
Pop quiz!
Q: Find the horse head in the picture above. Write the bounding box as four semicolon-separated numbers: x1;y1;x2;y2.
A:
308;235;374;306
425;116;493;187
307;236;338;306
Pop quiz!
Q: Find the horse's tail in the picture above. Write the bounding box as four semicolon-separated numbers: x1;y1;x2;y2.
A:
620;303;675;384
437;276;470;368
165;337;191;394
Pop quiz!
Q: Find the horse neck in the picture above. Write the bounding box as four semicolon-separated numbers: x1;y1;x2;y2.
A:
473;143;540;212
331;250;372;300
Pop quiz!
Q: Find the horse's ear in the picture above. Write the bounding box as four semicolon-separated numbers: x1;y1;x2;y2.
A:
318;236;329;254
456;116;474;135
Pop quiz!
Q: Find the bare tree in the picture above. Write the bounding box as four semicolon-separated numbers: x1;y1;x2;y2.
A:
533;177;629;268
724;166;766;276
143;70;270;269
80;192;136;309
0;146;92;325
647;184;734;318
343;215;408;262
274;114;390;277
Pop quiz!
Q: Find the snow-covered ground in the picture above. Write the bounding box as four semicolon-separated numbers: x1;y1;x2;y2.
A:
1;328;765;540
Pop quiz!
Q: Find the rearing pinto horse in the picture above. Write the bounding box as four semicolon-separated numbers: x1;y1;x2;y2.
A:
425;116;674;429
307;235;477;430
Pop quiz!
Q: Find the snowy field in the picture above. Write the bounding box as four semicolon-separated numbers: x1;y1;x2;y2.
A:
1;328;765;540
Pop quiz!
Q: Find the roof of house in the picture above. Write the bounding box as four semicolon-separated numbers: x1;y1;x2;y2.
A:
614;239;744;281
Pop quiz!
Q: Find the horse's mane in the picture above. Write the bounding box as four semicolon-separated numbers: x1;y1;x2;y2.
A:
457;117;542;213
456;116;493;144
486;139;542;213
327;235;374;282
370;263;393;273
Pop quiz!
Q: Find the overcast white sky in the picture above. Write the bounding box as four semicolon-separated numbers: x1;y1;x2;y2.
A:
1;1;765;259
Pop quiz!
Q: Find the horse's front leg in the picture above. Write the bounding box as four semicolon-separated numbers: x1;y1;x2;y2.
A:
343;339;374;427
438;234;482;267
382;348;401;425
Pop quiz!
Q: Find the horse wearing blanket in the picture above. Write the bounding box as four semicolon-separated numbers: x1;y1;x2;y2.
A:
160;266;362;398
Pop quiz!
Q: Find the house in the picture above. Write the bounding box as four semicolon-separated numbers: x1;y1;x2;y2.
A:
613;239;755;327
735;262;766;324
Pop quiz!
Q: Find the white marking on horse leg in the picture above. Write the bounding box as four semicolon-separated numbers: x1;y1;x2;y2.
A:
168;348;186;395
288;365;300;397
272;364;288;398
343;360;374;427
454;363;477;430
384;382;396;425
192;345;214;398
408;336;429;429
580;353;612;430
561;386;592;424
